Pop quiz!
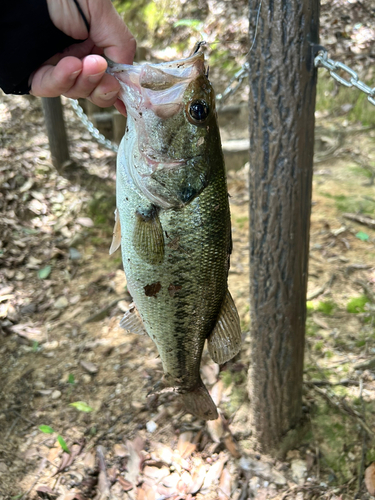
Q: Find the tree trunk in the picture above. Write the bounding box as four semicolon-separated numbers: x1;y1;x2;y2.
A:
42;97;70;172
247;0;319;453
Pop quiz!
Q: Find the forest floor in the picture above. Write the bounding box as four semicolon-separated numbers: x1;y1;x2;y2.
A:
1;1;375;499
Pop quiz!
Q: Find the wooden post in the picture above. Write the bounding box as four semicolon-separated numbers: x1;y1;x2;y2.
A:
247;0;320;453
41;97;70;172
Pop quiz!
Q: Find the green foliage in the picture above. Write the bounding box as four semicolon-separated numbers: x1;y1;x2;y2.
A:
314;340;324;352
69;401;93;413
306;301;315;314
38;265;51;279
355;231;369;242
57;435;70;453
39;425;70;453
316;300;336;315
68;373;75;385
347;295;369;313
316;73;375;127
173;19;203;30
39;425;54;434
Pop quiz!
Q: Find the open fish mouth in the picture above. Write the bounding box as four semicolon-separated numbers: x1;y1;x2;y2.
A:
106;52;207;119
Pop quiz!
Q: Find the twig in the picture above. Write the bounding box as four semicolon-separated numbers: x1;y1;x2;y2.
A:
343;213;375;229
306;274;336;301
354;279;375;303
19;458;47;499
310;384;374;438
82;297;124;324
5;416;19;439
356;378;367;498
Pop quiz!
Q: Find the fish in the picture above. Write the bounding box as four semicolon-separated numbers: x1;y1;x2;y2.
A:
107;48;242;420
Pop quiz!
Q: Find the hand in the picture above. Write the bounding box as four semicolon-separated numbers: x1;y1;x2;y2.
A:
30;0;136;115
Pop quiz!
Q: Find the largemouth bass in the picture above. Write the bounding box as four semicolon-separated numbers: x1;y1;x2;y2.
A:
107;50;241;420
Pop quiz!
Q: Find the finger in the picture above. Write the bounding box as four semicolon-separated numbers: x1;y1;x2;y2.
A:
87;72;121;108
89;0;136;64
62;54;109;99
30;56;83;97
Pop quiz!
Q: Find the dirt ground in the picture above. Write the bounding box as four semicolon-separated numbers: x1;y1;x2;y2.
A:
1;1;375;499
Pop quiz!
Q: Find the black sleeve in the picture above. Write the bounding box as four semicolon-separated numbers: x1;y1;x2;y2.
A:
0;0;88;95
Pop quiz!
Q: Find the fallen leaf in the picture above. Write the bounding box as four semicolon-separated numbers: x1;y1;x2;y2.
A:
218;467;231;500
365;462;375;495
76;217;94;227
117;476;133;491
80;360;98;374
188;463;207;494
207;415;225;444
202;453;228;491
38;265;52;279
177;432;196;458
113;443;128;458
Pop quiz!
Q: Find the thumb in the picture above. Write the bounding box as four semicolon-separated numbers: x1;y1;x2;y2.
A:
88;0;136;64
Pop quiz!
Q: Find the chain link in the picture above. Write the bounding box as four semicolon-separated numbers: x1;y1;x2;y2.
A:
216;62;250;105
314;50;375;106
69;99;119;153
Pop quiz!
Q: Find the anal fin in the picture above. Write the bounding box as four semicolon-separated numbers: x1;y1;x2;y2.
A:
207;289;242;365
133;206;164;265
109;208;121;255
120;302;148;335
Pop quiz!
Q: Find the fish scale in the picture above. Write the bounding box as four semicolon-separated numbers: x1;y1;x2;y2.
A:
108;50;242;420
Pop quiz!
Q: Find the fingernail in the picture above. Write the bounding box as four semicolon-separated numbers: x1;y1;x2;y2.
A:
100;90;118;101
88;71;105;84
70;69;82;80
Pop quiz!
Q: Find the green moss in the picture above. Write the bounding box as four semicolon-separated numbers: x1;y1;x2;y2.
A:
316;300;336;315
234;216;249;229
347;295;369;314
87;193;116;233
305;403;356;483
306;301;315;314
314;340;324;352
220;371;233;388
306;318;318;337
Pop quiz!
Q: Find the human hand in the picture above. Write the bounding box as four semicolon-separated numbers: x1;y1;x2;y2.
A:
30;0;136;115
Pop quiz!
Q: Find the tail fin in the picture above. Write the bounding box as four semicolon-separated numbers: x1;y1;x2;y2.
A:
149;378;218;421
180;382;218;421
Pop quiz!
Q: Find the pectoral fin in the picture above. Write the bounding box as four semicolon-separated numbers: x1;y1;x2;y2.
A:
120;302;148;335
109;208;121;255
207;290;242;365
133;206;164;264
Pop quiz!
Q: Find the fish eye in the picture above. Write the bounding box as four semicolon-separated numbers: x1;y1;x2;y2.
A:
188;100;210;124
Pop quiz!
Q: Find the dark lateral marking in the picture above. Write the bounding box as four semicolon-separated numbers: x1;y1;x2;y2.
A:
144;282;161;298
168;283;182;297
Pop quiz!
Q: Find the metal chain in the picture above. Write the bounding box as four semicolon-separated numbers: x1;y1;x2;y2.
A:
69;98;119;153
68;49;374;151
216;62;250;105
314;50;375;106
